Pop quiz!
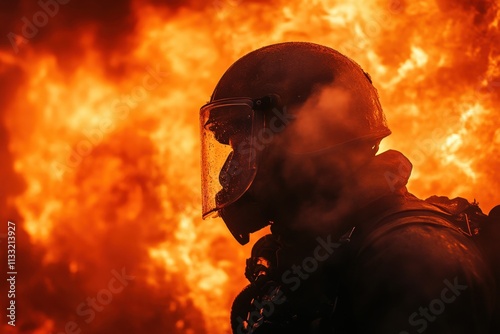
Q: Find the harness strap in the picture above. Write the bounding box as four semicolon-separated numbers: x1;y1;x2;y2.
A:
356;208;463;257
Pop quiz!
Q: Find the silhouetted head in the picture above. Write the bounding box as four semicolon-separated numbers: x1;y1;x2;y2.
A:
200;42;391;244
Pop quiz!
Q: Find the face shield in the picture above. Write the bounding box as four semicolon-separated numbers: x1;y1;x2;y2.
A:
200;96;277;219
200;98;261;218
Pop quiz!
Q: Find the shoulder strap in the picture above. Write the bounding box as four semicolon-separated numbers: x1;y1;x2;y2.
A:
356;207;462;257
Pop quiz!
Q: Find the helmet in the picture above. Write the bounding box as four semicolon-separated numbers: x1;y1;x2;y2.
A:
200;42;391;244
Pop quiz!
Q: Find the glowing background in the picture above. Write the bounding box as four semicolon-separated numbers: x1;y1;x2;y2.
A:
0;0;498;333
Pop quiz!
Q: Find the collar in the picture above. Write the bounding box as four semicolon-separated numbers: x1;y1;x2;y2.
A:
281;150;414;240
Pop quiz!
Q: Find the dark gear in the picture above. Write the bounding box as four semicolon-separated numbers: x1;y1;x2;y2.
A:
230;150;497;333
200;42;390;244
199;42;497;333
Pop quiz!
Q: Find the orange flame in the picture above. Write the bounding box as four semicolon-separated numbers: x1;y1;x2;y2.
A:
0;0;499;333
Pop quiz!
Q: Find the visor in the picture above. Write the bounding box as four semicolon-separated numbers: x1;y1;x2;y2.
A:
200;98;266;218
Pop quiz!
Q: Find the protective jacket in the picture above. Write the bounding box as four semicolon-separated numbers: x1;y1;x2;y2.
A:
239;150;496;334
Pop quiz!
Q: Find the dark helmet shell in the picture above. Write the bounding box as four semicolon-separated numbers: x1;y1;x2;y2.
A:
211;42;391;149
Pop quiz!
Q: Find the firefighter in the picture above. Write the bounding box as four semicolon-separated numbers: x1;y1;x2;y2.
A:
199;42;496;333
